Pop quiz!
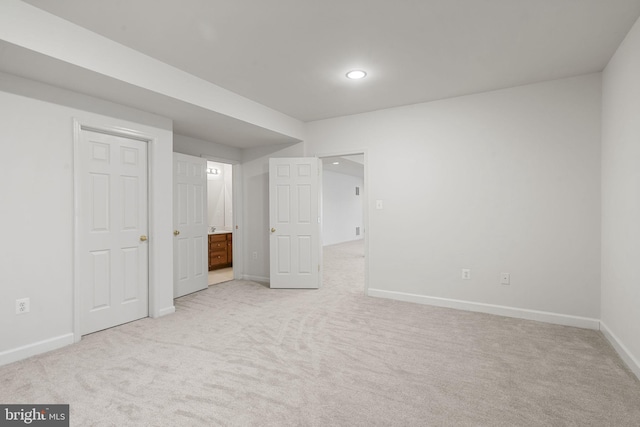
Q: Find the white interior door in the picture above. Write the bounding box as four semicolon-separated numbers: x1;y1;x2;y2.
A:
78;129;149;335
173;153;208;297
269;157;321;288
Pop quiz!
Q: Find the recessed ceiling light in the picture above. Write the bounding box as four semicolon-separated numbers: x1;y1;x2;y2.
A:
346;70;367;80
332;162;340;165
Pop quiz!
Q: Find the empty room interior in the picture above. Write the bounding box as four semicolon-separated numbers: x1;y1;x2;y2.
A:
1;0;640;425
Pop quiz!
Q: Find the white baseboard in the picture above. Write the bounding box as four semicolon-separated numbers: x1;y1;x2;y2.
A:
0;333;74;367
243;274;270;284
600;321;640;380
155;306;175;317
367;289;600;330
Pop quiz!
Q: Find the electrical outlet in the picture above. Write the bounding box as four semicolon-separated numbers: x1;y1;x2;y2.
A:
500;273;510;285
461;269;471;280
16;298;30;314
252;252;258;260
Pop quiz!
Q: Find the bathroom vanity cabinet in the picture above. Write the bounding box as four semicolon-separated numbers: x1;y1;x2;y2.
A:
209;232;232;270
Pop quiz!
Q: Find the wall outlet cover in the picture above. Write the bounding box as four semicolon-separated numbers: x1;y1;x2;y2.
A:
16;298;30;314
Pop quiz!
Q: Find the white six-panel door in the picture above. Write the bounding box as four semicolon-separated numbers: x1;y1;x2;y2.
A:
173;153;208;298
269;158;321;288
78;129;149;335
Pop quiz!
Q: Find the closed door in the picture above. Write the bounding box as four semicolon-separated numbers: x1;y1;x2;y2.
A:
173;153;208;298
269;157;321;288
78;129;149;335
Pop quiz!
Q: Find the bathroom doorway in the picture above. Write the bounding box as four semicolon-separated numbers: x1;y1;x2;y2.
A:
207;161;234;285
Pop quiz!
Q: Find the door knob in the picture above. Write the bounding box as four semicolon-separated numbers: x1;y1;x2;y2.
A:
140;235;148;242
174;230;180;236
271;228;276;233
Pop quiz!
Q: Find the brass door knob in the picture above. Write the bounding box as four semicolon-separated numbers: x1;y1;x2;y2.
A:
140;235;148;242
174;230;180;236
271;228;276;233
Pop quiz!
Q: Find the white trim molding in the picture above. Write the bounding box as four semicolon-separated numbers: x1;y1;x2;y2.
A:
600;322;640;380
156;306;176;317
0;334;74;367
367;289;600;330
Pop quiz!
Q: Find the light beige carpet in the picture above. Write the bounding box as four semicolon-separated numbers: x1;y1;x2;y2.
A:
1;240;639;426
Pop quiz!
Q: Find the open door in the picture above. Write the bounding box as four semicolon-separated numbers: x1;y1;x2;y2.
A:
77;128;149;335
173;153;208;297
269;157;322;288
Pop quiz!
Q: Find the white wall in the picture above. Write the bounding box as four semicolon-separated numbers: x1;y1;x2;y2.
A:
0;72;173;131
241;143;304;282
173;134;242;163
601;15;640;377
306;74;602;322
0;75;174;365
323;171;364;246
223;164;233;228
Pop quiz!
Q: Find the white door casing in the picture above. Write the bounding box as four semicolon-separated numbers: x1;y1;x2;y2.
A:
173;153;208;298
269;157;321;288
78;129;149;335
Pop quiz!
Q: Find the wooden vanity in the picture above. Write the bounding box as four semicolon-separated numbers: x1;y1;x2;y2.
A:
209;232;232;271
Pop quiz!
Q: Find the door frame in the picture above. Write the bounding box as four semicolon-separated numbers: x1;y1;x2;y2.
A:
313;149;370;295
73;117;174;343
200;155;243;281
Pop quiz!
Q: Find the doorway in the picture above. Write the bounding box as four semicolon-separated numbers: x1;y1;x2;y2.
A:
207;161;235;285
320;153;367;294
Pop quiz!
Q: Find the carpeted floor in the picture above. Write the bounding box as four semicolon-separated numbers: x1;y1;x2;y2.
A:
1;240;639;426
209;267;234;286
